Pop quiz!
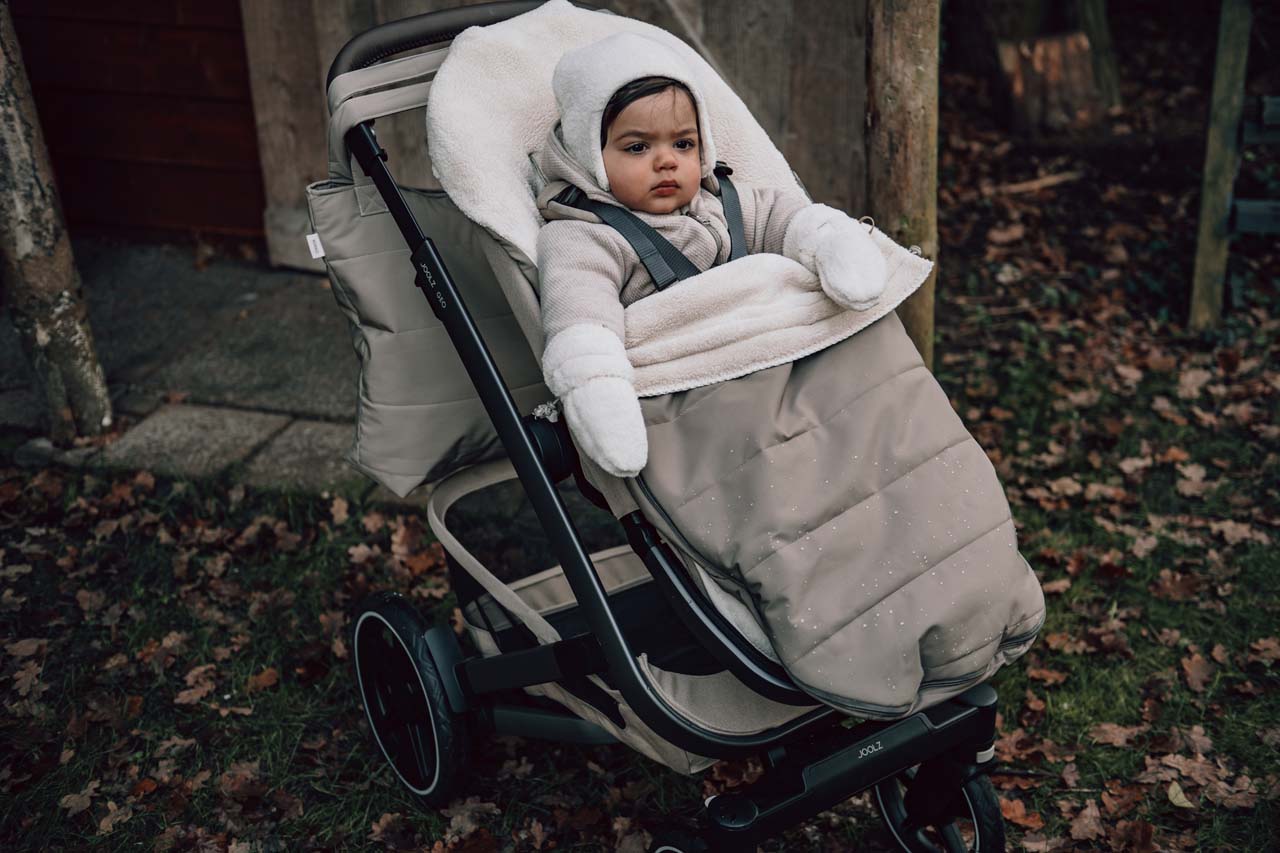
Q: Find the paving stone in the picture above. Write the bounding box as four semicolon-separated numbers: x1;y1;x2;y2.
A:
241;419;371;496
139;276;357;419
13;436;101;469
0;388;40;430
96;404;289;479
111;387;164;418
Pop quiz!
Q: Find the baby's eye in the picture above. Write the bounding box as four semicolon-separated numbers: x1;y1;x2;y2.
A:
675;138;697;150
625;142;648;154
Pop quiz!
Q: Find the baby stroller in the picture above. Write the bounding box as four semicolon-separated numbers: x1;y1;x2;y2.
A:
311;2;1023;850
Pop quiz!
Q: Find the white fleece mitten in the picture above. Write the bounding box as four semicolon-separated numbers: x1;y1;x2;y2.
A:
542;324;648;478
783;204;887;311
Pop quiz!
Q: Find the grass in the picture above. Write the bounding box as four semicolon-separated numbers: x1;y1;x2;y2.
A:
1;281;1276;851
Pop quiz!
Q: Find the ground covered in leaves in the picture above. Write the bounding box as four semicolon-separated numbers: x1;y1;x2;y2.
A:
2;5;1279;852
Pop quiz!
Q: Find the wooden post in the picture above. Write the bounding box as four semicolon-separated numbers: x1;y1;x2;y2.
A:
1190;0;1252;331
240;0;329;272
0;1;112;444
867;0;940;368
1076;0;1121;110
700;0;867;212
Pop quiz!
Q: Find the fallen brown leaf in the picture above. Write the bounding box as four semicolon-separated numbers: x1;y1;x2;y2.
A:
247;666;279;693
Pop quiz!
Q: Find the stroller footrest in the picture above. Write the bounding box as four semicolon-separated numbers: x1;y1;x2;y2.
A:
702;694;999;846
458;632;606;697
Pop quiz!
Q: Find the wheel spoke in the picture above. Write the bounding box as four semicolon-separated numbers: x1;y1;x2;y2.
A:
937;822;968;853
405;720;434;785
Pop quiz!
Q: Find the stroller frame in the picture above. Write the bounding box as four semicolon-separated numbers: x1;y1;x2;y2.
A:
337;3;1003;848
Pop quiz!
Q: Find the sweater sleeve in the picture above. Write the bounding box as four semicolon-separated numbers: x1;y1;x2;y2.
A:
536;219;632;344
742;185;813;257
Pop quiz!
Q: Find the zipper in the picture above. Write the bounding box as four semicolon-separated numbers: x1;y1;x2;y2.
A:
997;620;1044;651
689;212;724;259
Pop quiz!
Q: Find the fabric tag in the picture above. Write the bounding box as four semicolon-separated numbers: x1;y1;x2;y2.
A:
306;233;325;259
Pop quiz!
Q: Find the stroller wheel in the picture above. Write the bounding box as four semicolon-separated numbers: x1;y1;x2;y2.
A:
353;591;469;807
648;828;710;853
873;766;1004;853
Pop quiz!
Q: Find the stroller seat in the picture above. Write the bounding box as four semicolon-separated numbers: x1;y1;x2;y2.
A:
318;2;1022;849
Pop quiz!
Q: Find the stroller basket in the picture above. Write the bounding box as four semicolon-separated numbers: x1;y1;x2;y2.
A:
319;2;1017;849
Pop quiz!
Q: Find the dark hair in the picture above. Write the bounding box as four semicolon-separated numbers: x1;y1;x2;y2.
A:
600;76;697;147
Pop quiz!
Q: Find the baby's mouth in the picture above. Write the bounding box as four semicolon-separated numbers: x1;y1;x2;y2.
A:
652;181;680;195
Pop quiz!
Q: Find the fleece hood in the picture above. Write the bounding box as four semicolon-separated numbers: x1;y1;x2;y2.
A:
551;31;718;193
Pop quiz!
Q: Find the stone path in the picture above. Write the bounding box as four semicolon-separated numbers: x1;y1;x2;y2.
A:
1;237;431;507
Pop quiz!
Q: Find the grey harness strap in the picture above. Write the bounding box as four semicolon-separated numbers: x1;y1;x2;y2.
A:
553;162;748;290
713;163;747;262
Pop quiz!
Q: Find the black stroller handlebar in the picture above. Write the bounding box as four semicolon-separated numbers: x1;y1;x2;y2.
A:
325;0;598;88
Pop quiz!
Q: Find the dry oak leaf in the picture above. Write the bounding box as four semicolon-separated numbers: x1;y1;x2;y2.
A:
1114;363;1143;384
1176;368;1212;399
442;796;502;843
220;760;269;800
1068;799;1105;841
246;667;279;694
1101;781;1147;816
1175;725;1214;756
97;800;133;835
1130;534;1158;559
5;637;45;659
1109;819;1157;853
987;223;1026;244
1049;476;1083;497
1089;722;1149;747
13;660;44;697
1248;637;1280;665
1210;519;1270;546
59;779;100;816
1161;753;1223;787
1019;834;1070;853
1028;667;1068;685
1117;456;1152;477
76;588;106;614
369;812;417;848
1042;578;1071;595
998;796;1045;830
1150;569;1200;601
175;663;217;705
1181;653;1215;693
1045;632;1089;654
330;496;350;525
1202;775;1259;810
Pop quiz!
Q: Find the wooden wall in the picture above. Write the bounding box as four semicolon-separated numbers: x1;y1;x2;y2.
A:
9;0;265;241
9;0;874;262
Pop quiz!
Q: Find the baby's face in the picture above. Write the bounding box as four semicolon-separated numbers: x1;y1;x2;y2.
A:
602;88;702;215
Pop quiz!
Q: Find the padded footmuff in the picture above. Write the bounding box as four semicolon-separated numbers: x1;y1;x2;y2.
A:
629;312;1046;718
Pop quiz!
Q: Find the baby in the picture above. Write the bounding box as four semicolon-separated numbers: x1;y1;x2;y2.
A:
535;32;886;479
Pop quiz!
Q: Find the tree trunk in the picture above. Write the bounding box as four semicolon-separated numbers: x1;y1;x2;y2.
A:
997;30;1105;137
1075;0;1121;110
945;0;1120;132
1190;0;1252;331
867;0;940;369
0;1;111;444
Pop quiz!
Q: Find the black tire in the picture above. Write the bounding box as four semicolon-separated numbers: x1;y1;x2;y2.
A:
352;591;469;808
648;828;710;853
874;769;1005;853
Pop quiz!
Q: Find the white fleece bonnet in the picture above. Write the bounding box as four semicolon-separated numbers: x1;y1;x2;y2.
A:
551;32;718;193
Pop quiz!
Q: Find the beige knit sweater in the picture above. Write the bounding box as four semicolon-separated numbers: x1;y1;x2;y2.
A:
534;125;811;343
